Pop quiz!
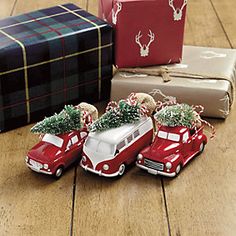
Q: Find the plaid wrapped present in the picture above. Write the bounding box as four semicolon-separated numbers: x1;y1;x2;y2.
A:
0;3;113;132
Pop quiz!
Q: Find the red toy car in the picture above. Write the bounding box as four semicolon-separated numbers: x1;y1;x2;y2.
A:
136;125;207;177
25;130;88;178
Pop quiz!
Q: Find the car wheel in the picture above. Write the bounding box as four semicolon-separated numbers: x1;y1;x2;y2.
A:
118;164;126;176
175;164;181;176
199;142;205;153
54;166;64;179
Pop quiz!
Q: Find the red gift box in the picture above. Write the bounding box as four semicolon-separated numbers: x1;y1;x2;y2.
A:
99;0;187;68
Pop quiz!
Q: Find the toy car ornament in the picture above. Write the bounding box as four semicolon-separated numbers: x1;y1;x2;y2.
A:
136;91;216;177
25;103;98;179
80;93;156;177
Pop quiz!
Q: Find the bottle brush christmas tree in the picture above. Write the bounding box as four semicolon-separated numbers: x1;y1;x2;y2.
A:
154;103;198;128
153;92;216;138
31;105;82;135
90;93;155;132
89;100;141;132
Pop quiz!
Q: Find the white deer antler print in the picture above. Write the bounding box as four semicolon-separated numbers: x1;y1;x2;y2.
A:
112;2;122;25
135;30;155;57
169;0;187;21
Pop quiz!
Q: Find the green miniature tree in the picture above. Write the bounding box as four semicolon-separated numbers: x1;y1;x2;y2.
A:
90;100;143;132
119;100;141;124
89;108;123;132
31;105;82;135
154;104;197;128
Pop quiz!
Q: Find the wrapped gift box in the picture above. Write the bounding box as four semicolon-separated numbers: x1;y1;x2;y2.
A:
111;46;236;118
99;0;187;68
0;3;113;132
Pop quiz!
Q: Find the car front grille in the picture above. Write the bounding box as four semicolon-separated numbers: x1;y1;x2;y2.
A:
29;159;43;169
144;159;164;171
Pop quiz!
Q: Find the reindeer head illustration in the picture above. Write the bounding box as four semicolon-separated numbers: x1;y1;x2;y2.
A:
169;0;187;21
135;30;155;57
112;2;122;25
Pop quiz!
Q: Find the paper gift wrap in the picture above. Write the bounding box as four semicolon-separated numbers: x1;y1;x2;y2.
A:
0;3;113;132
111;46;236;118
99;0;187;68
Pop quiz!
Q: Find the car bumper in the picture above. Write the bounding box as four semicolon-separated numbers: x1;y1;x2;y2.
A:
136;162;176;177
26;163;52;175
80;161;120;177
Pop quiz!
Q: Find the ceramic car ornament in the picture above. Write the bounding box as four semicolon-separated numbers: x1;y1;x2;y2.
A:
136;92;215;177
80;93;156;177
25;103;98;179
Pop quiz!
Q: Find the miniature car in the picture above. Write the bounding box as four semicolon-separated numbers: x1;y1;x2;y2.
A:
136;125;207;177
25;130;88;178
80;117;153;177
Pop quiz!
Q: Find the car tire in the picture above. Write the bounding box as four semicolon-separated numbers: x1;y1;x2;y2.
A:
199;142;205;154
118;164;126;176
54;166;64;179
175;164;182;176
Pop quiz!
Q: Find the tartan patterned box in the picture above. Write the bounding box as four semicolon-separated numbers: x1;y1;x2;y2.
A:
0;3;113;132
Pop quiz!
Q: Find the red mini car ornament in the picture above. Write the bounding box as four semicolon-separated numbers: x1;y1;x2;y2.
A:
136;98;215;177
26;130;88;178
25;103;98;178
136;125;207;177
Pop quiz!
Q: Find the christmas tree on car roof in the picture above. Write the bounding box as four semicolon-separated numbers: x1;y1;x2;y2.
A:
152;90;216;138
31;103;98;135
89;93;156;132
154;103;199;128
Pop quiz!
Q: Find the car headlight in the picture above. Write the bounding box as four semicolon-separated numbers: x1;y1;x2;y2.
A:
25;156;29;162
137;154;143;161
44;164;48;169
82;156;86;162
103;164;109;171
165;162;172;170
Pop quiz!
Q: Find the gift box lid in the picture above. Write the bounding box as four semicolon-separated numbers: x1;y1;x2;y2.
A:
0;3;112;74
0;3;113;132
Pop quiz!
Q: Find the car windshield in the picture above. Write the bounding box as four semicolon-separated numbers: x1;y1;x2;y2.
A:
85;137;115;155
157;131;180;142
85;137;99;149
42;134;64;148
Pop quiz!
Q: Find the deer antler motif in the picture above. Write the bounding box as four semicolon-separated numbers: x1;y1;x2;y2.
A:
112;2;122;25
169;0;187;21
135;30;155;57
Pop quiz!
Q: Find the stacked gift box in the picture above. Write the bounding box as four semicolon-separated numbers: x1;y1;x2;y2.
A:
0;1;236;133
0;3;113;132
99;0;236;118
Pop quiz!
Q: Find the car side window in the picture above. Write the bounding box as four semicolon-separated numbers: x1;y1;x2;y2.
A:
67;140;72;150
183;132;189;143
80;132;87;139
71;135;78;145
117;140;126;150
127;135;132;143
190;129;195;136
133;130;140;138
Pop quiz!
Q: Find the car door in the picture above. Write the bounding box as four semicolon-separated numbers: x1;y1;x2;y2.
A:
79;131;88;147
64;135;80;166
182;131;193;160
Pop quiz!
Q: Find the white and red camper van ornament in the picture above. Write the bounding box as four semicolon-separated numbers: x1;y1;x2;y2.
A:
80;93;156;177
26;103;98;179
136;94;215;177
